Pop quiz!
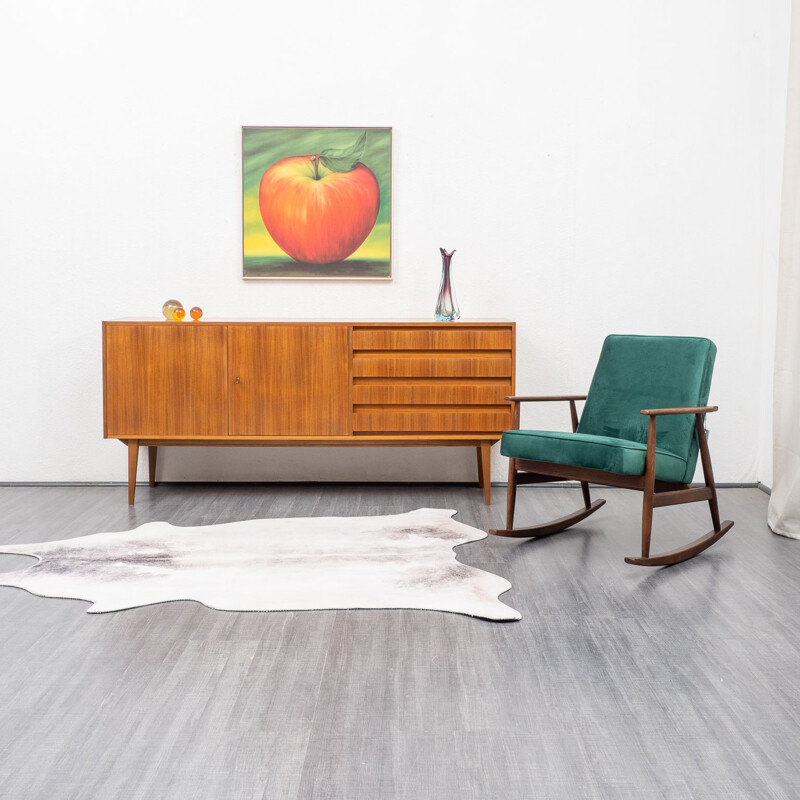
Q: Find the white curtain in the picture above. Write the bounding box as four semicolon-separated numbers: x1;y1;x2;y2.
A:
769;3;800;539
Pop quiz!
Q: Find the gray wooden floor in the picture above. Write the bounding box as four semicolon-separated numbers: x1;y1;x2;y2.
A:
0;483;797;799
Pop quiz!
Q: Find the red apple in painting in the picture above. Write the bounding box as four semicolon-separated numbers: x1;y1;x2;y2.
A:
258;154;380;264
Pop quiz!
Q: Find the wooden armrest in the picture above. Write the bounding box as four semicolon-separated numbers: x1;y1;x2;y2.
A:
505;395;587;402
640;405;718;416
506;395;587;433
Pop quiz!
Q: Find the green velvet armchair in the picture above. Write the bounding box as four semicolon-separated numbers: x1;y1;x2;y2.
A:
489;335;733;566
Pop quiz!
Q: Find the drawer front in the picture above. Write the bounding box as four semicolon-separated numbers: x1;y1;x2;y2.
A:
351;324;514;434
352;410;512;434
352;326;512;351
352;381;511;406
352;356;512;379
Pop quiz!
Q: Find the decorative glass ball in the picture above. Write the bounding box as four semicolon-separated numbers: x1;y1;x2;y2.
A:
190;306;203;321
172;306;186;321
162;299;183;321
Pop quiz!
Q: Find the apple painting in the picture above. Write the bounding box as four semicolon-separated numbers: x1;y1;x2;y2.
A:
258;132;380;264
242;127;391;279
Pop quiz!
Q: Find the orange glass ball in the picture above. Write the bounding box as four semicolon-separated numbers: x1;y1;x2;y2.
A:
190;306;203;321
172;306;186;321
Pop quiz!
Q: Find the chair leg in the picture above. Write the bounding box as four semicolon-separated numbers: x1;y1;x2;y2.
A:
480;441;492;505
641;485;656;558
580;482;592;510
641;492;654;559
505;458;517;530
640;415;657;559
573;403;594;511
697;417;723;532
625;416;733;566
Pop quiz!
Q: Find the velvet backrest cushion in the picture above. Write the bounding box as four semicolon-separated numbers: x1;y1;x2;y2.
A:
577;335;716;484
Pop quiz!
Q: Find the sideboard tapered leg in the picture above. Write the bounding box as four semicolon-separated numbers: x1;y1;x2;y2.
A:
480;441;492;504
476;446;485;490
148;446;158;487
128;440;139;505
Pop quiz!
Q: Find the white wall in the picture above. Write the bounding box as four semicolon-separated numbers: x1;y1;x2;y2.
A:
758;2;793;491
0;0;789;486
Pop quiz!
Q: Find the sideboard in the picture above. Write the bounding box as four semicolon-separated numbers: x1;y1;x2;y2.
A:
103;320;516;504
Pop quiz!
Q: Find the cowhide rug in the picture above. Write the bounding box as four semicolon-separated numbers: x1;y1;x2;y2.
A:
0;509;520;621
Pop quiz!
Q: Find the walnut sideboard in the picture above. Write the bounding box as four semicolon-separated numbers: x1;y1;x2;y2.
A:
103;320;516;504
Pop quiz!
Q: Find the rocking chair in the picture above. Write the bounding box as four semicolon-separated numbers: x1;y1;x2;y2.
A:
489;335;733;566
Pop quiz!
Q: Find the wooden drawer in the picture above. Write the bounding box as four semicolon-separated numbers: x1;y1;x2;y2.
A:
351;381;511;406
352;409;512;433
352;356;513;379
352;326;512;351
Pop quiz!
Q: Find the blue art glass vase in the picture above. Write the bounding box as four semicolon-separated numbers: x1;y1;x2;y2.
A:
435;248;460;321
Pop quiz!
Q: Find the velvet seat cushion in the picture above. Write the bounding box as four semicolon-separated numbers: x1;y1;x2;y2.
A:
500;429;688;483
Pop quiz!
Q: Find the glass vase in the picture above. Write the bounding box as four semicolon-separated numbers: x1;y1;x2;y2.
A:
435;248;460;321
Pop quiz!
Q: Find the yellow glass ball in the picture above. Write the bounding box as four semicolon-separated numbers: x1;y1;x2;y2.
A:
172;306;186;321
162;299;183;321
190;306;203;321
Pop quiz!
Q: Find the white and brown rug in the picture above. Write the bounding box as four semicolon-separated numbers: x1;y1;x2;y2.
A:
0;508;520;621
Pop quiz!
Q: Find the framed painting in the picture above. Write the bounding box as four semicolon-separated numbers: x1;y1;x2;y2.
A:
242;126;392;280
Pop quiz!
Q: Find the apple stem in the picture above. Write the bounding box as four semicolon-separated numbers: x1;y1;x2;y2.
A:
311;154;321;180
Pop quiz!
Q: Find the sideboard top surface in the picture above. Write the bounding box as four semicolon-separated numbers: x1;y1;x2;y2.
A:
103;318;515;326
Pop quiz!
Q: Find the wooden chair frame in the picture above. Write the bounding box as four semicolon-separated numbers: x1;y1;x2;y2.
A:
488;396;734;566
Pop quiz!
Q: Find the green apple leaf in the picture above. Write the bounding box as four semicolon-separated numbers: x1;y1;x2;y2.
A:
319;131;367;172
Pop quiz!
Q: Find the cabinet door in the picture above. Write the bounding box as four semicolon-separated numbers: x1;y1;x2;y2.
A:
229;325;349;436
104;324;228;437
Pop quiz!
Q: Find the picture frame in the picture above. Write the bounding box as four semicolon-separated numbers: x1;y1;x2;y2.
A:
242;126;392;280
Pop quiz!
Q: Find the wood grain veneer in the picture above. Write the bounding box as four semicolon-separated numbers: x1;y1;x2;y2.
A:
228;325;349;436
351;410;512;434
352;356;512;379
351;326;512;351
104;324;228;437
351;382;512;405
